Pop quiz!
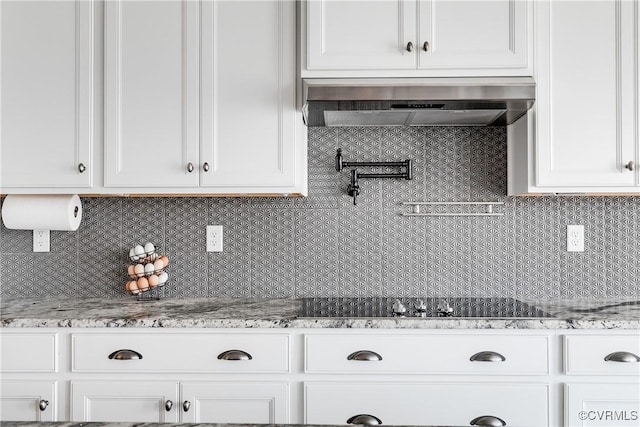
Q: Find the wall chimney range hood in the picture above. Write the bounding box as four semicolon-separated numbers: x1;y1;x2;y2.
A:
303;77;535;127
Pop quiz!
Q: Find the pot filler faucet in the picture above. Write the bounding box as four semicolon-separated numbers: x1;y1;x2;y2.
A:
335;149;413;205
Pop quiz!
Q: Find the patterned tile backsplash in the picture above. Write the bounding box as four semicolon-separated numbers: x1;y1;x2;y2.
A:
1;126;640;299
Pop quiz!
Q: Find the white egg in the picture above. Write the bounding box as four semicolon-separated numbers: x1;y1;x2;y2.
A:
129;248;136;259
144;263;155;275
144;242;155;253
158;272;169;284
134;245;145;256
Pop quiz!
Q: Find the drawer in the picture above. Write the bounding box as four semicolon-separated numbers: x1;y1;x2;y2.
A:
565;383;640;427
305;333;549;375
564;334;640;375
0;332;57;372
72;333;290;373
305;382;548;427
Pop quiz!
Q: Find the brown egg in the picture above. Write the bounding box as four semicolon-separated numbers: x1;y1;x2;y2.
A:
148;274;159;287
136;277;149;291
126;280;139;295
159;255;169;267
134;264;145;277
153;259;164;272
127;265;136;279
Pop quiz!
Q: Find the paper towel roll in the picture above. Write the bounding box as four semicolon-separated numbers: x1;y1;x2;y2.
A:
1;194;83;231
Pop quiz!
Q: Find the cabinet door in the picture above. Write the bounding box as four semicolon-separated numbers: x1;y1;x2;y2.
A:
0;0;93;188
306;0;417;70
104;0;199;187
565;383;640;427
70;380;179;422
535;0;638;187
417;0;529;70
181;381;289;423
305;382;548;426
200;0;300;189
0;380;56;421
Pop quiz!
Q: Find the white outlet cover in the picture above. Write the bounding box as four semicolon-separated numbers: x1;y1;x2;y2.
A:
567;224;584;252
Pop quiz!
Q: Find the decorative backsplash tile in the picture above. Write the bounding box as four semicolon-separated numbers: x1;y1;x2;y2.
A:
1;126;639;299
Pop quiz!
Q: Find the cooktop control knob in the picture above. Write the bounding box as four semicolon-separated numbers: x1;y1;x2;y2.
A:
392;299;407;317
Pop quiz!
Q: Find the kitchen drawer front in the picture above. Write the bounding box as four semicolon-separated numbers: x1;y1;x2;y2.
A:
0;332;57;372
305;382;548;427
305;333;549;374
564;335;640;375
565;383;640;427
72;333;290;373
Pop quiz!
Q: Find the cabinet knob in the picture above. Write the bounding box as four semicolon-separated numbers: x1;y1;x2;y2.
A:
203;162;210;172
187;162;194;173
470;415;506;426
217;349;253;360
604;351;640;363
422;41;429;52
406;41;413;52
347;414;382;425
625;161;634;171
78;163;87;173
183;400;191;412
108;349;143;360
165;400;173;412
347;350;383;361
39;400;49;411
470;351;506;362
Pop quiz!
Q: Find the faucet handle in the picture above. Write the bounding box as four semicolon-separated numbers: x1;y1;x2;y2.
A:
414;299;427;312
437;299;454;317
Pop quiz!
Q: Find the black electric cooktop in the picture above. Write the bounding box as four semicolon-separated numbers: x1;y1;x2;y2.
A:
298;297;553;318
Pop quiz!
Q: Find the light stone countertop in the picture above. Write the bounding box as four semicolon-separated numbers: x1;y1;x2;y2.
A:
1;296;639;329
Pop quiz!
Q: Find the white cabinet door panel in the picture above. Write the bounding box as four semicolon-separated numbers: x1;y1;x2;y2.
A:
535;0;638;187
306;0;417;70
71;381;179;422
418;0;528;70
104;0;199;187
0;0;93;188
200;0;298;188
0;380;56;422
181;382;289;423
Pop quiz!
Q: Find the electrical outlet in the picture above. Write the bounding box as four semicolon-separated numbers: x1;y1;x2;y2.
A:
567;224;584;252
33;230;50;252
206;225;223;252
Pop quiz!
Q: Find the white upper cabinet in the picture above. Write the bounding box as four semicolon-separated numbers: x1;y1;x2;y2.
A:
303;0;531;77
0;0;94;189
103;0;200;187
200;0;301;190
535;0;638;188
103;0;306;195
508;0;639;194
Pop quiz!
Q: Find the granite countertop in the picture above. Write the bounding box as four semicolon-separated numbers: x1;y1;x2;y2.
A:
1;296;639;329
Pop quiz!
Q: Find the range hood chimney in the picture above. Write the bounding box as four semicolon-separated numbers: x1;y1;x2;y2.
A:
303;77;535;127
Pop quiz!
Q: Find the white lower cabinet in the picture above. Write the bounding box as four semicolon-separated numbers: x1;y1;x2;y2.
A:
71;381;179;422
70;380;288;423
565;383;640;427
0;380;57;422
305;382;548;427
181;381;289;423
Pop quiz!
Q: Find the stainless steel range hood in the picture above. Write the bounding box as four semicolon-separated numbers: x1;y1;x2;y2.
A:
303;77;535;127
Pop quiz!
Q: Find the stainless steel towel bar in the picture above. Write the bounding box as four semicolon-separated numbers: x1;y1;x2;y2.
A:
401;201;504;217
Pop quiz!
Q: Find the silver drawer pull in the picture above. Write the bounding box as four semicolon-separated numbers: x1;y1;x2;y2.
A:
605;351;640;363
217;349;253;360
347;350;383;361
470;415;506;426
165;400;173;412
183;400;191;412
108;349;143;360
347;414;382;425
78;163;87;173
470;351;506;362
39;400;49;411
